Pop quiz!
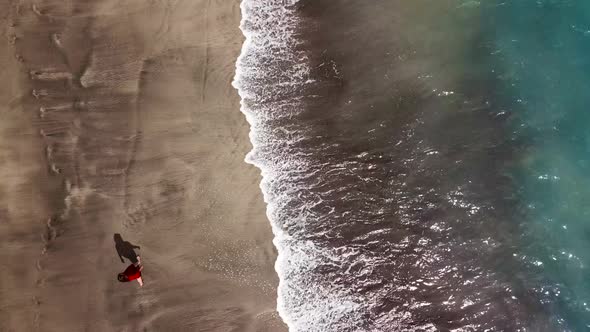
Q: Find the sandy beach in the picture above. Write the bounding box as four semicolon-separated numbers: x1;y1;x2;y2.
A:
0;0;286;331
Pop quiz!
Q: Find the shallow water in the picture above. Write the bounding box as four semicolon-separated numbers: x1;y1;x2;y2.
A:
234;0;590;330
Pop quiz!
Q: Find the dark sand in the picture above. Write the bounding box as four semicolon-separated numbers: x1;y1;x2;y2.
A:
0;0;286;331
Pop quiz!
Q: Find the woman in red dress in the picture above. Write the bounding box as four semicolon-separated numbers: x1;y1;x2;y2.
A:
118;255;144;286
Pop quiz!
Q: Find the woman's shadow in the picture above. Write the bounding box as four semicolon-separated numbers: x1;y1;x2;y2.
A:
114;233;140;264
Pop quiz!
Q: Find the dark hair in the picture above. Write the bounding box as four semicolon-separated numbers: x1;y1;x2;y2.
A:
118;273;128;282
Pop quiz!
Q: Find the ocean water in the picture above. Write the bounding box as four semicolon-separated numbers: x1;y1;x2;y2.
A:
234;0;590;331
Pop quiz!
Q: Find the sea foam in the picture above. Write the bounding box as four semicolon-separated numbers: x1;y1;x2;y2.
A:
233;0;307;330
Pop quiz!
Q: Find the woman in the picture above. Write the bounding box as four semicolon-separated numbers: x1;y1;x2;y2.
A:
118;255;144;287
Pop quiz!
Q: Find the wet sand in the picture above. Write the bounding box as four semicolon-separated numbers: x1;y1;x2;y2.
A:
0;0;286;331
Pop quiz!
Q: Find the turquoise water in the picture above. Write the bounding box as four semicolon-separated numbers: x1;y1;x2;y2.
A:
487;0;590;329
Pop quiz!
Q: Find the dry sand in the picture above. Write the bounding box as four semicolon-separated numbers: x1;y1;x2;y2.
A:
0;0;286;331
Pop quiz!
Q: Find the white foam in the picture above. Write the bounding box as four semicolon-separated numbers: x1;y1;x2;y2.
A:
233;1;311;330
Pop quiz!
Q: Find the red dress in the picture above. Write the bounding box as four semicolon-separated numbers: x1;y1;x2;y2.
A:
123;264;142;281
